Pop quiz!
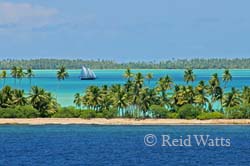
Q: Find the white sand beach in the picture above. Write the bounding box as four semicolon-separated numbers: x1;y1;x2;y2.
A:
0;118;250;125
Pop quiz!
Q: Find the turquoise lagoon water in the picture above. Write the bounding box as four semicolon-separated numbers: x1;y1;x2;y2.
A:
1;69;250;106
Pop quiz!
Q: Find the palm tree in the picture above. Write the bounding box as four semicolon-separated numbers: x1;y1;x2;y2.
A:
223;69;232;89
56;66;69;96
112;88;128;116
11;66;18;86
0;70;7;88
99;93;112;112
145;73;153;85
110;84;122;94
17;67;25;88
134;73;144;89
194;81;209;110
0;86;13;108
242;86;250;104
124;79;133;92
184;68;195;84
222;88;241;108
123;68;133;81
137;88;158;118
74;93;82;109
209;73;220;89
137;88;151;118
211;86;223;111
156;75;173;103
132;73;144;105
57;66;69;81
207;73;223;110
2;85;12;100
12;89;27;106
98;85;113;111
172;85;188;107
29;86;54;117
185;85;195;104
83;86;101;111
26;67;35;89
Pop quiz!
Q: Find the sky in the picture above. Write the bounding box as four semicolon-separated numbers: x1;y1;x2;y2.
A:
0;0;250;62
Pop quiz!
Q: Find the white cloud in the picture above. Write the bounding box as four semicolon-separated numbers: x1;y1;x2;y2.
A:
0;2;59;28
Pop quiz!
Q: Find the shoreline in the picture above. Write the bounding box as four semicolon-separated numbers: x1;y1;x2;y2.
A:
0;118;250;125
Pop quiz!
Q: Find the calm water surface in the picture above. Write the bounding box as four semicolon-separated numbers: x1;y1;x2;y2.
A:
1;69;250;106
0;125;249;166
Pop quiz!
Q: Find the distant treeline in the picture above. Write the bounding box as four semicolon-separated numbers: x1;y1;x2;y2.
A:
0;58;250;69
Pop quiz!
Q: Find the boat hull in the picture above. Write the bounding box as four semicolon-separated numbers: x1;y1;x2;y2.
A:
80;77;96;80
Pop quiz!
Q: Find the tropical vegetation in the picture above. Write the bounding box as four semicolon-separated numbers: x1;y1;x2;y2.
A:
1;58;250;69
0;66;250;119
74;68;250;119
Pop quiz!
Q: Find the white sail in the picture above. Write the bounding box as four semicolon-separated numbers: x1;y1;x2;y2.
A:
82;66;88;78
92;71;96;78
80;65;96;79
88;68;94;78
87;68;91;77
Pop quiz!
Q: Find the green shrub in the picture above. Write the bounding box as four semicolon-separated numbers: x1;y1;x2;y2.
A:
102;108;117;119
178;104;201;119
225;106;245;119
80;109;96;119
242;104;250;118
95;113;103;118
197;112;224;120
0;106;40;118
52;106;80;118
0;108;17;118
150;105;168;118
167;112;179;119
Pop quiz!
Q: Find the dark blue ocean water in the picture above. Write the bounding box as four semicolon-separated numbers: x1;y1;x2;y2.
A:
0;125;249;166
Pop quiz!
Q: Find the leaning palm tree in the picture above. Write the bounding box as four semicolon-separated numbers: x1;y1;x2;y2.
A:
137;88;156;118
209;73;220;89
222;87;241;108
171;85;188;107
132;73;144;105
57;66;69;81
194;80;209;110
0;70;7;88
29;86;54;117
184;68;195;84
12;89;27;106
56;66;69;96
11;66;18;86
0;85;13;107
74;93;82;109
134;72;144;89
156;75;173;103
29;86;47;108
223;69;232;89
26;67;35;89
242;86;250;104
112;88;128;117
211;86;223;111
145;73;153;85
83;86;101;111
17;67;25;88
123;68;134;81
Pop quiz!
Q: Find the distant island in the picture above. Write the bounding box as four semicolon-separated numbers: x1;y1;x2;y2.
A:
0;58;250;69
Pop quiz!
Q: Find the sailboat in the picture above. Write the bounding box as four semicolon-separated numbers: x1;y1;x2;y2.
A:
80;66;96;80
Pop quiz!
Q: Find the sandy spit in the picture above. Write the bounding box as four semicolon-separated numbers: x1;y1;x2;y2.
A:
0;118;250;125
